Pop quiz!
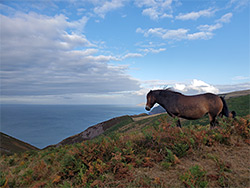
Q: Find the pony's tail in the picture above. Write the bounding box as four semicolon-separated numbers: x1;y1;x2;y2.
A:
220;96;229;117
230;111;237;118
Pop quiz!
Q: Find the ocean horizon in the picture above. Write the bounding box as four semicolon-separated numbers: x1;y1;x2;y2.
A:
0;104;145;149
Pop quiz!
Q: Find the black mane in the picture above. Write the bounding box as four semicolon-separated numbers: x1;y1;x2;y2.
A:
160;88;183;96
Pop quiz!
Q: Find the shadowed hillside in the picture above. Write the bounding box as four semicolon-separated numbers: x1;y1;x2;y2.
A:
0;132;39;155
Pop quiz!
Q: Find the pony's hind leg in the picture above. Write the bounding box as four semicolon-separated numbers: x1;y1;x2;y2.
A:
209;114;217;129
177;119;182;128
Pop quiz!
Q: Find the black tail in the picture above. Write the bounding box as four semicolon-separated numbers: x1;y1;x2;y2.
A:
230;111;237;118
220;96;229;117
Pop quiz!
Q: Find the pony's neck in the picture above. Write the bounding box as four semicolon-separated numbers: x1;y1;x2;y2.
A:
153;90;176;107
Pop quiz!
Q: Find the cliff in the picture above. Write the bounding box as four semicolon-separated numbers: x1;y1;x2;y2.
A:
52;115;134;147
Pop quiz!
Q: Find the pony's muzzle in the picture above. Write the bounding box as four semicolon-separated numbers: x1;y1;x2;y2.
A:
145;105;151;111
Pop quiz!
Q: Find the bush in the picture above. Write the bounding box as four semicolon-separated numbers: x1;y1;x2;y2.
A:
180;165;208;188
173;142;190;158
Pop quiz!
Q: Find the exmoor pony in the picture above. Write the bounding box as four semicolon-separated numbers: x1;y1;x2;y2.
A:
145;89;229;129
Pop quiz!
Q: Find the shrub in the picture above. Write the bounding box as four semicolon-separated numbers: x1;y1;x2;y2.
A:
180;165;208;188
0;172;7;187
173;142;190;158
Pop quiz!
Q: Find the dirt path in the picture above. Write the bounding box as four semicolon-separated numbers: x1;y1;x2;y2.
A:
132;113;166;122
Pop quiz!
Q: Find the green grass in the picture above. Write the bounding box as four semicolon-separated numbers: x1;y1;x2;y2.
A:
180;165;208;188
102;116;134;136
227;95;250;116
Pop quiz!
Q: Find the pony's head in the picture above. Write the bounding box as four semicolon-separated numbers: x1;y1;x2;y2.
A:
145;90;156;111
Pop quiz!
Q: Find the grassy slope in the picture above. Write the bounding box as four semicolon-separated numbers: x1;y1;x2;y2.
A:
0;95;249;187
227;95;250;117
0;132;39;155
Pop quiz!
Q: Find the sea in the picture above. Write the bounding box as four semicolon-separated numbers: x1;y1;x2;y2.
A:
0;104;145;149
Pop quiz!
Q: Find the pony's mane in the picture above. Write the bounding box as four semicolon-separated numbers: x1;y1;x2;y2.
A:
161;88;183;95
148;88;183;96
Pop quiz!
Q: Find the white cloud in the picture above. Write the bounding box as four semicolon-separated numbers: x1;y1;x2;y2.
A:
197;13;233;35
187;31;213;40
138;27;189;40
227;0;249;10
176;8;216;20
135;41;166;48
174;83;186;91
138;11;233;42
138;27;213;41
232;76;250;81
172;79;219;94
198;23;222;32
123;53;144;59
135;0;173;20
134;79;220;97
162;28;189;40
136;27;145;34
142;7;173;20
146;27;167;37
216;13;233;23
93;0;125;18
134;0;157;7
139;47;166;54
69;49;99;56
61;32;96;48
142;7;160;20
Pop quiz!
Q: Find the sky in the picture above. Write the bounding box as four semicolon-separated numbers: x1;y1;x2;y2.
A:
0;0;249;105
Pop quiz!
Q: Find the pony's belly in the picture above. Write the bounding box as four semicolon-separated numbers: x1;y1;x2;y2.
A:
178;110;206;120
180;115;201;120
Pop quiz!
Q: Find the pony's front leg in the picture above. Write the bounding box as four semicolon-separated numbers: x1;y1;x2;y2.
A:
167;111;182;128
177;119;182;128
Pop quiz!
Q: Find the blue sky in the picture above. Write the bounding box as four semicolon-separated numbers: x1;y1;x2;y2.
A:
0;0;249;105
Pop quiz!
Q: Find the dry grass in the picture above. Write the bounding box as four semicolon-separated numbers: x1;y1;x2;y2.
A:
125;133;249;188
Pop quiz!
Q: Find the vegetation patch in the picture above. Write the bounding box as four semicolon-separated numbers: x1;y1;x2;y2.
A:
180;165;208;188
0;111;249;187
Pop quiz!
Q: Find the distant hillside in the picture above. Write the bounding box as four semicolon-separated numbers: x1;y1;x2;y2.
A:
220;89;250;99
48;115;134;148
0;132;39;155
149;89;250;115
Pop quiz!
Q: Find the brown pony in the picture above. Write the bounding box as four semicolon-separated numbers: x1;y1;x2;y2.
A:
145;89;229;129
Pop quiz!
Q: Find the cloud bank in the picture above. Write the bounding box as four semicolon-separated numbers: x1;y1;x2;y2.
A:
0;12;140;97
